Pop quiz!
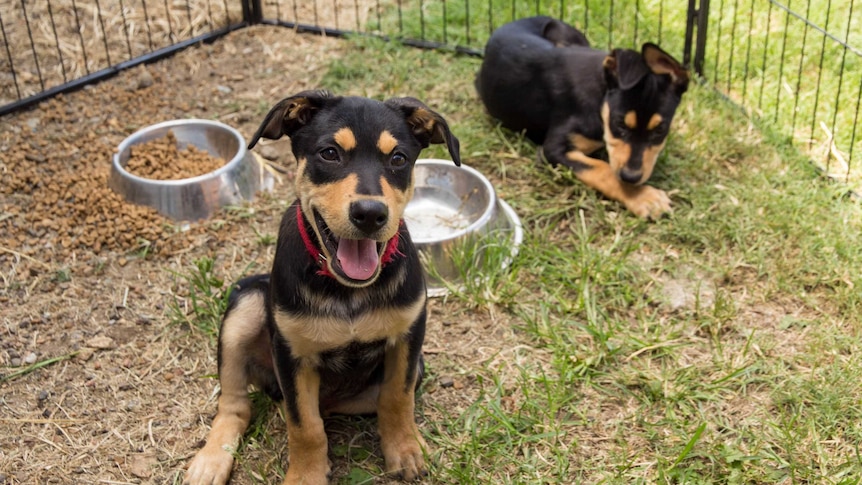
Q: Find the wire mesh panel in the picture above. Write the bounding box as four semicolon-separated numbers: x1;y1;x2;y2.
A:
263;0;861;188
2;0;860;187
0;0;247;115
260;0;686;60
703;0;861;185
259;0;370;33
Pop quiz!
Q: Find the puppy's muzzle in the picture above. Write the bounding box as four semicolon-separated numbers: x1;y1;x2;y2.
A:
350;200;389;236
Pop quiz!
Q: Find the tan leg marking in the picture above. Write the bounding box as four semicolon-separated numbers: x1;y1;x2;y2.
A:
566;150;671;219
378;340;427;481
567;133;605;155
185;293;266;485
283;364;330;485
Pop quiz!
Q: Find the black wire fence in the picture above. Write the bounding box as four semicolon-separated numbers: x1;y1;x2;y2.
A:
704;0;861;183
2;0;860;185
0;0;247;115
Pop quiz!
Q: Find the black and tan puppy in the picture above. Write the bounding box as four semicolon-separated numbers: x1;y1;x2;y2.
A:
476;16;689;219
185;90;460;485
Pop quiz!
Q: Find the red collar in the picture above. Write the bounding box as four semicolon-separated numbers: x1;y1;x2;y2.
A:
295;204;403;279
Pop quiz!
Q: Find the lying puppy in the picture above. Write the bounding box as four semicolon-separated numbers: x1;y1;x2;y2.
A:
476;16;689;219
185;90;460;485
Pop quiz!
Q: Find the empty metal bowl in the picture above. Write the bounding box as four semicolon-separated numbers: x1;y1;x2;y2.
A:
404;159;523;296
109;119;273;221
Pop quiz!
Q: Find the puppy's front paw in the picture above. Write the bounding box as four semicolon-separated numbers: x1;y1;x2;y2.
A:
624;185;672;219
282;457;331;485
184;445;235;485
382;429;428;481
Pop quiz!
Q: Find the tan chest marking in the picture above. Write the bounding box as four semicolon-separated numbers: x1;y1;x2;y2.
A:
274;298;425;358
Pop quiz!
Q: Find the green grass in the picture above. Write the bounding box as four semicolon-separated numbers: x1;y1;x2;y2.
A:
178;23;862;483
421;226;523;307
372;0;688;55
703;0;862;187
305;36;862;483
0;352;79;383
168;256;238;339
370;0;862;189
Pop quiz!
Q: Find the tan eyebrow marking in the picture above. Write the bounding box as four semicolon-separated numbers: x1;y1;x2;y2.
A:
377;130;398;155
334;127;357;151
647;113;664;131
624;111;637;129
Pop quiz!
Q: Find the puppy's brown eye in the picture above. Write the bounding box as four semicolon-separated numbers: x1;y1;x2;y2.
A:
320;148;339;161
391;153;408;167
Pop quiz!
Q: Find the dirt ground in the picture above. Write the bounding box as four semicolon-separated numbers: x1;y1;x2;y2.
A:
1;25;509;484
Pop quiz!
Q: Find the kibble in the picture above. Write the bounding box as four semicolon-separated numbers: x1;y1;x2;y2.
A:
125;130;226;180
0;87;206;264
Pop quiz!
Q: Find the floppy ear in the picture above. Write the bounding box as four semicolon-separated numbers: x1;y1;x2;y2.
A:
384;97;461;166
642;43;690;95
603;48;649;90
248;90;334;149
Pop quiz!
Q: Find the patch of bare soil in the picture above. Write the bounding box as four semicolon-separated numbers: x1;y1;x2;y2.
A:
0;0;376;107
0;0;244;106
0;23;522;484
0;26;352;484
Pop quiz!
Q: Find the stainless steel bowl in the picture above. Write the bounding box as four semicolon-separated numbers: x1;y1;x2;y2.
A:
109;119;273;221
405;159;523;296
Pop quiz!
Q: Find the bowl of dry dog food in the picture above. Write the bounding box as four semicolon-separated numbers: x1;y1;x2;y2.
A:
109;119;273;221
404;159;523;296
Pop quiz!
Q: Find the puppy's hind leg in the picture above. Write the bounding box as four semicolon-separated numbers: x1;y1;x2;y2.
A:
185;283;270;485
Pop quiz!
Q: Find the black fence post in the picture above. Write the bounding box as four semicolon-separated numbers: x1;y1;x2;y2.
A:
684;0;697;69
694;0;710;76
242;0;263;24
684;0;710;76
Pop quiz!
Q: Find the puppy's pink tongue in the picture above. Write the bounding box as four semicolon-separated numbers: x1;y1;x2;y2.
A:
336;239;379;280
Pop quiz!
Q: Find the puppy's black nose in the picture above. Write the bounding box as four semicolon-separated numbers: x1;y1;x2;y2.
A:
349;200;389;235
619;167;643;185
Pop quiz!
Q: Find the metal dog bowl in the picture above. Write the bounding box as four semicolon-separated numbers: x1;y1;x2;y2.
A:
109;119;273;221
405;159;523;296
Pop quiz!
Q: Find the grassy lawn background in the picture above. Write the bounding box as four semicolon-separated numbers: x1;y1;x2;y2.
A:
362;0;862;190
299;35;862;483
164;1;861;481
3;0;860;481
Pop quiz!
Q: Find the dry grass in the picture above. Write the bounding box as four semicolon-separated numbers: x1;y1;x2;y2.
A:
0;26;343;484
0;0;249;105
0;0;386;107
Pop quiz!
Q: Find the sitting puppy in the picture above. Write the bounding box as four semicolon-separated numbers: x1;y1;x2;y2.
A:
476;16;689;219
185;90;460;485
